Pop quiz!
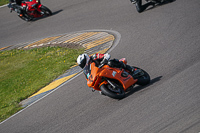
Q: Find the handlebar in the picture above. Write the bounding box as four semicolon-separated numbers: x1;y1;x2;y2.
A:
91;58;109;68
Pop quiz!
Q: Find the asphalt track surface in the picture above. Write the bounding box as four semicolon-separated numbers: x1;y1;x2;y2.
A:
0;0;200;132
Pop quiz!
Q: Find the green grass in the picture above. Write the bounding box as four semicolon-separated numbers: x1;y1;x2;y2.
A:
0;0;9;6
0;47;84;122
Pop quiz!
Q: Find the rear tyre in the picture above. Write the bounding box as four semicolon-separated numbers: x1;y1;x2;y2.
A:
100;84;125;99
40;5;52;16
132;67;150;86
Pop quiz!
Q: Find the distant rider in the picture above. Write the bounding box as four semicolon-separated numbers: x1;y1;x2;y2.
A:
8;0;24;14
77;53;135;73
130;0;161;13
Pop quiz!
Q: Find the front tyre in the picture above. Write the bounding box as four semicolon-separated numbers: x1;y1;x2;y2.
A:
40;5;52;16
100;84;125;99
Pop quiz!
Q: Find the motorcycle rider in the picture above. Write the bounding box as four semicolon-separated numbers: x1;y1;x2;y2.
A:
77;53;135;73
8;0;24;14
130;0;161;13
77;53;136;96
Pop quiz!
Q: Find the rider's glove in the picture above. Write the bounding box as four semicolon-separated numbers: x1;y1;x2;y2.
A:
104;53;110;60
8;3;12;8
100;58;108;65
100;53;110;65
92;54;97;60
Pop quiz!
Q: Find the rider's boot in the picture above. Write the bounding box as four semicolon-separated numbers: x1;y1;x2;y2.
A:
99;91;106;96
121;62;135;73
125;65;135;73
130;0;139;4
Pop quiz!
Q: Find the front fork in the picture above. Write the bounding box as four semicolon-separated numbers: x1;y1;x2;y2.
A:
101;77;116;89
104;78;122;93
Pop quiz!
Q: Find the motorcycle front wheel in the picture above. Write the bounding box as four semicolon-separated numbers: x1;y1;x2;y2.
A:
40;5;52;16
100;83;125;99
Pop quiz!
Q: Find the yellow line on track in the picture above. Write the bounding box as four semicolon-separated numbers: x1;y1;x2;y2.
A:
24;36;62;48
0;46;11;51
70;64;78;68
29;73;78;98
94;48;110;54
89;48;110;56
84;35;114;50
64;32;99;43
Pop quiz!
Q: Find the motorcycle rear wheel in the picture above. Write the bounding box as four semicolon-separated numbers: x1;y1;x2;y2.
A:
132;66;150;86
135;0;143;13
100;83;125;99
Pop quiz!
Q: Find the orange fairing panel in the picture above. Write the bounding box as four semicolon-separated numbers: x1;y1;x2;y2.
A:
99;67;137;90
86;63;98;87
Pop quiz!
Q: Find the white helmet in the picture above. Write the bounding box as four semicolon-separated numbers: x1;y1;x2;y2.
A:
77;54;90;68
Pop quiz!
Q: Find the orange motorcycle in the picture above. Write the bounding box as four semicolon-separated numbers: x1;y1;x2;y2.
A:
83;58;150;99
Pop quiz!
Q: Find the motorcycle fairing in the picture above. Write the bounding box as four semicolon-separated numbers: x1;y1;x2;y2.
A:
84;63;99;88
21;0;43;17
99;65;137;91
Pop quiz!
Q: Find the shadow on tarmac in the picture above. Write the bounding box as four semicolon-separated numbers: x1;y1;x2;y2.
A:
30;9;63;22
147;0;176;11
125;76;163;98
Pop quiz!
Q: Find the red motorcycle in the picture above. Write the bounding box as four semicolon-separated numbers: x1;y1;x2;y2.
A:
8;0;52;21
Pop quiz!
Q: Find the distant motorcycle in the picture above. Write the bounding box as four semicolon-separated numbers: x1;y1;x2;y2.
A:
83;58;150;99
8;0;52;21
133;0;173;13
